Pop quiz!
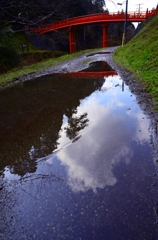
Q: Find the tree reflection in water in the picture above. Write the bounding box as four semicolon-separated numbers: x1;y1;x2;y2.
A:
0;74;105;177
65;113;89;142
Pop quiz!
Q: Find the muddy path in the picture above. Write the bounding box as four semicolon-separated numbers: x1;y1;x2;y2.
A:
1;47;158;240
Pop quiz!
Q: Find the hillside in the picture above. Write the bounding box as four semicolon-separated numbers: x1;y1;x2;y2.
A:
113;14;158;107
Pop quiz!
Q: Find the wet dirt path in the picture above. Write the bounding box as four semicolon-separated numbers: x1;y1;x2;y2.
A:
0;48;158;240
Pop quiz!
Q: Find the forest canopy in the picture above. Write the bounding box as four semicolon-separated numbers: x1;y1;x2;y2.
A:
0;0;105;28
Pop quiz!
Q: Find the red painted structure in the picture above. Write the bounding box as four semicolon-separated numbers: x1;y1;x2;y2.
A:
54;71;117;78
30;8;158;53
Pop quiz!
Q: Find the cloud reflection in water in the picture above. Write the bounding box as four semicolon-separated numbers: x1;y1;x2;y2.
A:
47;75;150;193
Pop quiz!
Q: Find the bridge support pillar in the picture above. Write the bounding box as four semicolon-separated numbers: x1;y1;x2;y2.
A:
69;27;76;54
102;24;108;48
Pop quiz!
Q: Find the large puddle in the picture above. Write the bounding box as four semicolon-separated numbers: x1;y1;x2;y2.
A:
0;61;158;239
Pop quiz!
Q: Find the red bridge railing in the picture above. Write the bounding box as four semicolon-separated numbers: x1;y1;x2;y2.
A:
30;9;158;34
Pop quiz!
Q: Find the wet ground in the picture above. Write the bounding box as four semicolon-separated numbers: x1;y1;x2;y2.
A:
0;49;158;239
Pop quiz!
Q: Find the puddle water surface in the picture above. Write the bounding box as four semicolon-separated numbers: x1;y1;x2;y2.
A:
87;52;112;57
81;61;113;72
0;61;158;239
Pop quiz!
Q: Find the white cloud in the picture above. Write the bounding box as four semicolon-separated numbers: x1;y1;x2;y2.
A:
127;110;150;143
57;101;132;193
46;75;150;193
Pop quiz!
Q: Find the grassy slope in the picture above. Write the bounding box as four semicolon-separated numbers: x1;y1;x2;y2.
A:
113;14;158;105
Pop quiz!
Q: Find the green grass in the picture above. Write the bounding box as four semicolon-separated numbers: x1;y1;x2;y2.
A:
0;48;94;86
113;14;158;106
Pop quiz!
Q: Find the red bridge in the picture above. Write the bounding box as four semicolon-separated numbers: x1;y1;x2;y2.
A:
30;8;158;53
53;70;117;78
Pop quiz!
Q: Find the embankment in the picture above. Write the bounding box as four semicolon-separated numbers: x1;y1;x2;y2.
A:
113;14;158;108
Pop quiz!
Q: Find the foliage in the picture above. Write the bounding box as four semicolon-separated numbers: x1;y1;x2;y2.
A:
108;22;135;46
0;29;23;73
0;0;75;26
0;0;105;28
113;14;158;106
0;46;21;73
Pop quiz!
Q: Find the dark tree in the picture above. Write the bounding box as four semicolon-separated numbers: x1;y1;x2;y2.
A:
0;0;80;28
0;0;105;29
65;113;89;141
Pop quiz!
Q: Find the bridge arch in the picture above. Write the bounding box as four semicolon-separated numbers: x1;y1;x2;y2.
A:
30;8;158;53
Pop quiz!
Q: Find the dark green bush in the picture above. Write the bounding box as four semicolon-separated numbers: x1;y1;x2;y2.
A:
0;46;21;73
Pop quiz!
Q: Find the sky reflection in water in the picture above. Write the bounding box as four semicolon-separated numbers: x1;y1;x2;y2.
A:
1;71;158;240
46;75;150;193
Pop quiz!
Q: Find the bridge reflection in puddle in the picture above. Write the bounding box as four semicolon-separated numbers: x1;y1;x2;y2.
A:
59;61;117;78
0;63;157;240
